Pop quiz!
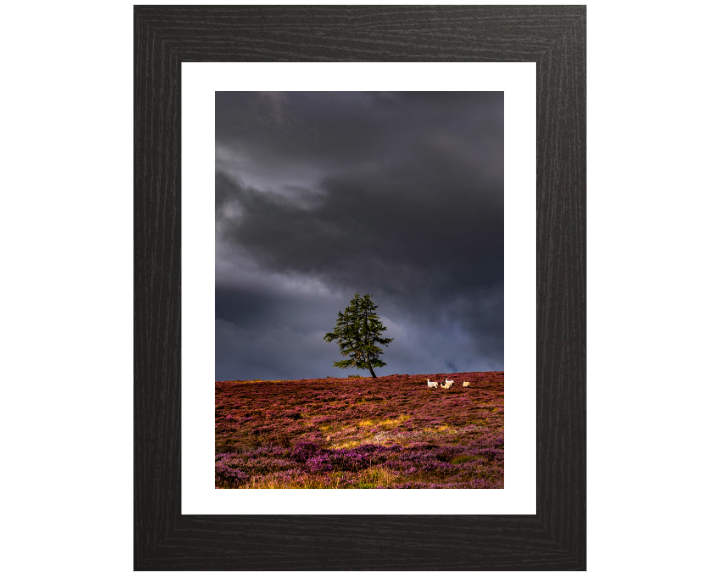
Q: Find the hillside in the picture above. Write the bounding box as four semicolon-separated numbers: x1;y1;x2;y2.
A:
216;371;504;489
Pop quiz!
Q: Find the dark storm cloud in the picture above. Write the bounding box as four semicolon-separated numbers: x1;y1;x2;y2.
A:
216;91;503;380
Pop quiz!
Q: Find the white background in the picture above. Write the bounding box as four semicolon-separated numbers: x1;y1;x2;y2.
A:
1;0;718;574
182;62;536;514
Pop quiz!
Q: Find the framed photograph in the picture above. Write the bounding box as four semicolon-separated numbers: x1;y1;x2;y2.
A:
135;5;586;570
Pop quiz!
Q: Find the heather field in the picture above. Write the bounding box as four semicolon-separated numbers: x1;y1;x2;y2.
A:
216;371;503;489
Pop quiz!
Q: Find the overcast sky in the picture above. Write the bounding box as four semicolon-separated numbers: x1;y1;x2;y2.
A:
216;91;503;381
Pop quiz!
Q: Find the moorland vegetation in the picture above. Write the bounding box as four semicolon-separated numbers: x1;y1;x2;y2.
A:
216;371;504;489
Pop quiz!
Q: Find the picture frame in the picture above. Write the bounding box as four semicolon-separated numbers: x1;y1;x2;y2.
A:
134;5;586;571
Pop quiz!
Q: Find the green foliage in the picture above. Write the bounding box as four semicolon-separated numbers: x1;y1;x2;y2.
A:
450;455;479;465
323;293;393;378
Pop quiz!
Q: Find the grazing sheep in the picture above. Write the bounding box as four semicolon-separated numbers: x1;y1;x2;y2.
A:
462;381;470;387
444;379;454;386
441;380;453;389
427;379;438;389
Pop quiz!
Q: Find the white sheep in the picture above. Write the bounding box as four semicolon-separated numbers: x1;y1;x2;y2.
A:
444;379;454;386
441;380;453;389
427;379;438;389
462;381;470;387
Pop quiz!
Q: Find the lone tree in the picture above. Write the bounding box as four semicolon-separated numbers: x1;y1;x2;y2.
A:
324;292;393;378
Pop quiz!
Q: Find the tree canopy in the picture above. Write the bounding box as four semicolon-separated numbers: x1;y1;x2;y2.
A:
323;293;393;378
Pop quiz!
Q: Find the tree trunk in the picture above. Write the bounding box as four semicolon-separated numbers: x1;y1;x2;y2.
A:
369;366;377;378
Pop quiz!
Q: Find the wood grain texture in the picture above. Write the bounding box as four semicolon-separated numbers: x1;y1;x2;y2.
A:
134;5;586;570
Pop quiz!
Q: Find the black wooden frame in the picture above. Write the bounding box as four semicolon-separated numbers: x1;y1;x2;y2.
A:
135;5;586;570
